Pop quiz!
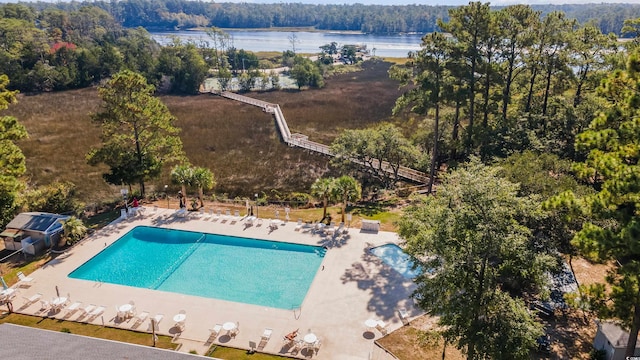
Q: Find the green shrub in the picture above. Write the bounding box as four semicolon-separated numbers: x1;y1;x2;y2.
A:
19;181;84;215
286;192;311;207
589;348;607;360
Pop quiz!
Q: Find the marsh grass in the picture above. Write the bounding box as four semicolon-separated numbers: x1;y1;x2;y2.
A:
4;61;403;203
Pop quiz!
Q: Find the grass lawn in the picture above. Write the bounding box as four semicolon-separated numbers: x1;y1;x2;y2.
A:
208;346;292;359
0;313;177;349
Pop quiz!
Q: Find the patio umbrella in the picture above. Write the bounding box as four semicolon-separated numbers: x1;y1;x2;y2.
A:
0;277;7;290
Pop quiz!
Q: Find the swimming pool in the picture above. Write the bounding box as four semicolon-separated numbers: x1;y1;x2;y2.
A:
69;226;326;309
369;244;422;279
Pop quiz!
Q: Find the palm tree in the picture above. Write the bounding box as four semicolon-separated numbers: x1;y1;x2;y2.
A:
311;177;334;221
192;167;215;208
331;175;362;223
170;164;193;207
61;216;87;246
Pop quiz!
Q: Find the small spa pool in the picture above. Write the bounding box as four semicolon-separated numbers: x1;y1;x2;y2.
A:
369;243;422;279
69;226;326;309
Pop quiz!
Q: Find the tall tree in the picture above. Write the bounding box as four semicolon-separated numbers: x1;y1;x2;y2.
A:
157;40;208;94
571;24;616;108
205;26;230;71
439;2;491;154
554;50;640;356
310;177;334;220
170;164;193;206
496;5;539;122
192;166;215;208
330;123;419;189
390;32;449;193
87;70;185;196
330;175;361;224
398;159;549;359
0;74;27;227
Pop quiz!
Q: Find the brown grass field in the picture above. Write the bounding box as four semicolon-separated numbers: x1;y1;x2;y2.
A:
3;60;403;204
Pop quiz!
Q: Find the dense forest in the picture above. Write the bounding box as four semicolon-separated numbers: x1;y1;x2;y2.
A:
21;0;640;36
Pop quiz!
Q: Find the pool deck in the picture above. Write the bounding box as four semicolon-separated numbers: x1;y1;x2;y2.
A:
11;208;421;359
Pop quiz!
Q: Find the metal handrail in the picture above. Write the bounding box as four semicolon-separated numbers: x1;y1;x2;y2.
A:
218;92;430;184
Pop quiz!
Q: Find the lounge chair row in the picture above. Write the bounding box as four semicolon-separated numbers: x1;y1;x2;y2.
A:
293;220;349;236
20;294;170;331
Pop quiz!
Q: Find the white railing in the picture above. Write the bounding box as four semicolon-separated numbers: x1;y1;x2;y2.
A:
218;92;430;184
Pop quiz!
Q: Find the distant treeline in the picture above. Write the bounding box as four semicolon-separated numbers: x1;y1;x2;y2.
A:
26;0;640;36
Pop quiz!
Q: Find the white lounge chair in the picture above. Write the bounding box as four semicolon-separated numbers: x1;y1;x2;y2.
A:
17;271;34;287
212;209;222;221
149;313;163;331
209;323;222;340
231;210;240;223
89;305;105;319
133;310;149;326
80;304;95;317
221;209;231;222
64;301;82;316
375;320;388;335
294;219;303;231
261;327;272;341
398;308;410;325
258;328;273;350
324;223;336;235
22;293;42;306
203;208;213;220
40;300;50;312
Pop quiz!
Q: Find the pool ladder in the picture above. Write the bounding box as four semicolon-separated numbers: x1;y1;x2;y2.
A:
150;233;206;289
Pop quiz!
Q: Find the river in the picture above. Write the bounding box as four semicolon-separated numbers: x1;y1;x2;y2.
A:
150;30;424;58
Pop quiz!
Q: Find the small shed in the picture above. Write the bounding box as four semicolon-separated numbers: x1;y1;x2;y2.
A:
1;212;69;255
593;321;640;360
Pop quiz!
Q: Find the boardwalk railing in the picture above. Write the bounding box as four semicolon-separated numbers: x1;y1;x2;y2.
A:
220;92;429;184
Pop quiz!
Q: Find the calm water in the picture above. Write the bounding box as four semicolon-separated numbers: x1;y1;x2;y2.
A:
370;243;422;279
69;226;326;309
151;30;423;58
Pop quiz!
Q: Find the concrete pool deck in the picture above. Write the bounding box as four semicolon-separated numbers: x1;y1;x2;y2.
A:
11;208;421;359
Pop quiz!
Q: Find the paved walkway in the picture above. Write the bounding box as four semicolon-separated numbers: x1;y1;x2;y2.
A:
11;208;421;359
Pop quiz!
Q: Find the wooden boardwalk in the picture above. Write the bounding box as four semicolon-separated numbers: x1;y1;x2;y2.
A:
220;92;429;184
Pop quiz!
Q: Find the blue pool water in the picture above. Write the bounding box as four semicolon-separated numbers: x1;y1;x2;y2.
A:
369;244;422;279
69;226;325;309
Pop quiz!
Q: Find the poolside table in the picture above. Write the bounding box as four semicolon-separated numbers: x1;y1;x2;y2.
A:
52;296;67;312
223;321;237;335
365;318;378;329
119;303;133;318
303;333;317;345
173;313;187;323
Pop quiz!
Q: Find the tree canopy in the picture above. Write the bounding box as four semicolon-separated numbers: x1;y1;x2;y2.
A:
330;123;419;189
0;74;27;227
87;70;185;196
398;159;552;359
549;49;640;356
